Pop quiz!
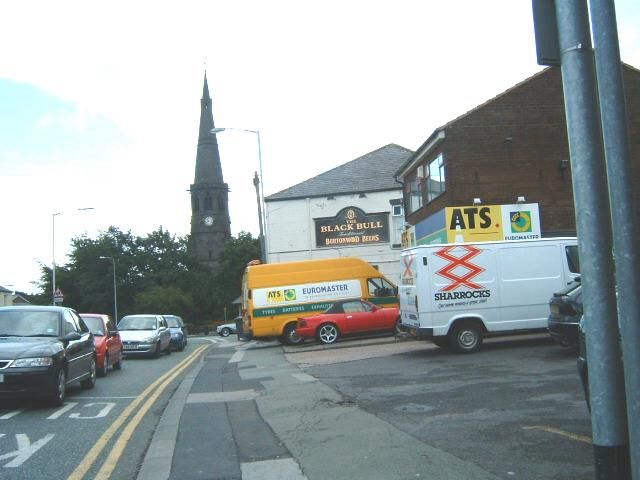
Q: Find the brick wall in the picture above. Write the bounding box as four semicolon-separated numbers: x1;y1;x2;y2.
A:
407;65;640;236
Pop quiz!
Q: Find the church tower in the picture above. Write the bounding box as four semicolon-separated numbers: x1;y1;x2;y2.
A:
190;73;231;269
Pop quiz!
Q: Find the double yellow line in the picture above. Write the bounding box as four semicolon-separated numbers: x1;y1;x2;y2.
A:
69;344;209;480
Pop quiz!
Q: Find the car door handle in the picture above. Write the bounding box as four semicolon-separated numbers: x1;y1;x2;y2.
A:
347;315;353;319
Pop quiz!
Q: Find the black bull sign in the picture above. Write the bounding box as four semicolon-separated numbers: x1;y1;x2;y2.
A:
314;207;390;248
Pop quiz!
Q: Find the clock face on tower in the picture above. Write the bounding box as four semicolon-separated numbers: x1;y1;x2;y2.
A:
203;216;214;226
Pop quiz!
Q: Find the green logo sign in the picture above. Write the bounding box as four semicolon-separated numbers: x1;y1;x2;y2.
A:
510;211;532;233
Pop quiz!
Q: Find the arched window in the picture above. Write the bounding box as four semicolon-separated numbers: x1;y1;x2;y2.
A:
192;195;200;212
204;194;213;210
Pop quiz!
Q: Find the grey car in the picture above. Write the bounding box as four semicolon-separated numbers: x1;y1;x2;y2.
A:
118;315;172;358
217;322;237;337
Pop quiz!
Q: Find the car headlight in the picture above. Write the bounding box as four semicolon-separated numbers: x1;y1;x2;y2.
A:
141;335;157;343
11;357;54;368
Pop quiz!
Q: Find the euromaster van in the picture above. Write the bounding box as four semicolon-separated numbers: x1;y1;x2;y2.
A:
399;237;579;353
242;257;398;345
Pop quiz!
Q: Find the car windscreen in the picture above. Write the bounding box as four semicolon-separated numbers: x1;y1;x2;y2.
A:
165;317;182;328
0;310;60;337
118;316;157;330
81;316;105;336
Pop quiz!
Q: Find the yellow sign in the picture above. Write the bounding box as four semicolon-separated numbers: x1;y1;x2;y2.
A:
266;290;285;304
445;205;504;242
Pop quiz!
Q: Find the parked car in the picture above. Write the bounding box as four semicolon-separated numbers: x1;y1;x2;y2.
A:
217;322;237;337
164;315;188;351
118;314;171;358
548;278;582;348
80;313;123;376
0;305;96;406
295;299;400;345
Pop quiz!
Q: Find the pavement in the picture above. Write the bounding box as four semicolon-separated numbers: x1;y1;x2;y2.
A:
137;335;503;480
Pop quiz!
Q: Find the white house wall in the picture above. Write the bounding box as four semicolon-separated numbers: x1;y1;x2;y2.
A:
265;190;404;283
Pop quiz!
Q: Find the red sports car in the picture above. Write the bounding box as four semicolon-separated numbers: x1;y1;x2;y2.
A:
80;314;123;376
296;299;400;345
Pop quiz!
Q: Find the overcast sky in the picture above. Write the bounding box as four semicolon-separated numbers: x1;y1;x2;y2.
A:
1;0;639;294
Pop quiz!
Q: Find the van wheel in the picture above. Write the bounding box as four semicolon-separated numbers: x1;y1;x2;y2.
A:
449;323;483;353
282;323;304;346
317;324;339;344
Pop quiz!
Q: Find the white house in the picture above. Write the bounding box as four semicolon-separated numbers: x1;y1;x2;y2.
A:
0;285;30;306
264;144;413;283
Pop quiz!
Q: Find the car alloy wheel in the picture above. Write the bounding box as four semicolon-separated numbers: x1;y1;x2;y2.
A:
317;324;339;344
81;357;97;389
220;328;231;337
49;368;67;407
97;354;108;377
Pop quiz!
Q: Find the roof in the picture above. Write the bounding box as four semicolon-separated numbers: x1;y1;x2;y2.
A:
266;144;413;201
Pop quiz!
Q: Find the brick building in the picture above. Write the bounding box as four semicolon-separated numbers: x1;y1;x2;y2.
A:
396;64;640;244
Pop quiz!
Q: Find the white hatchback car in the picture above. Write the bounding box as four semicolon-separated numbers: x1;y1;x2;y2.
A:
118;314;172;358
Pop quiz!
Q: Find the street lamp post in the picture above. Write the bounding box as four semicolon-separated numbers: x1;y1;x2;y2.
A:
210;127;267;264
99;256;118;323
52;208;94;305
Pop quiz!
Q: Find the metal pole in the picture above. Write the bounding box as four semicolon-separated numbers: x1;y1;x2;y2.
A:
112;258;118;323
555;1;629;478
253;171;266;263
52;212;62;306
255;129;268;263
589;0;639;476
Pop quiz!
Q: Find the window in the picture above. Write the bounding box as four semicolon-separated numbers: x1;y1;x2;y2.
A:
426;153;445;202
63;311;78;335
565;245;580;273
406;177;422;214
368;277;397;297
392;205;403;216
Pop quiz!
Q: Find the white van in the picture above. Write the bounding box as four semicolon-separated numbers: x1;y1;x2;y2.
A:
399;237;579;353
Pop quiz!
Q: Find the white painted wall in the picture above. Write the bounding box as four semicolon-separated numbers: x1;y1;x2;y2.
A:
265;190;405;283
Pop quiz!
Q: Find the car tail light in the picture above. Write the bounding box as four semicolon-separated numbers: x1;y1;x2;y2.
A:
297;318;307;327
559;303;578;316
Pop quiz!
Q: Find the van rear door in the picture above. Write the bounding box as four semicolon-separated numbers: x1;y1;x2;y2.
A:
399;250;419;328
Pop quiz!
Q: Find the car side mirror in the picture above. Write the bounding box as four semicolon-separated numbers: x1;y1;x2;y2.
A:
61;331;82;343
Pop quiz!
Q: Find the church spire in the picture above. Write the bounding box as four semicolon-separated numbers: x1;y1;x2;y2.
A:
189;72;231;270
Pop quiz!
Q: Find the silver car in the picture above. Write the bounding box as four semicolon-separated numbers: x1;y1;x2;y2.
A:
217;322;237;337
118;315;172;358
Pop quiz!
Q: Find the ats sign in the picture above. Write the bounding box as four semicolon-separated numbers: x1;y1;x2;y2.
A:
315;207;390;248
445;203;541;243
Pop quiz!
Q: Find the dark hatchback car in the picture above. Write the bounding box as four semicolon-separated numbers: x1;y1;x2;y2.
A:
164;315;188;351
548;278;582;348
0;306;96;406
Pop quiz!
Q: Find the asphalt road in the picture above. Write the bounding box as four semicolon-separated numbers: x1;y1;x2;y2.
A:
288;334;593;480
0;333;593;479
0;340;209;479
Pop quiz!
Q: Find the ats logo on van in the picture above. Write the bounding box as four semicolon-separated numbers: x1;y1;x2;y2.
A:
267;289;297;304
434;245;491;301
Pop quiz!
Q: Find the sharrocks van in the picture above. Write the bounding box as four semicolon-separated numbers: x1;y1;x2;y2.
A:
399;237;579;353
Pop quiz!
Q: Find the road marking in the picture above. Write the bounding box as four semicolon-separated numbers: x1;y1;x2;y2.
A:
92;345;209;480
67;396;138;400
0;411;22;420
47;402;78;420
0;434;55;468
522;425;592;444
68;345;208;480
69;402;116;419
292;373;316;382
241;458;307;480
229;350;246;363
186;390;258;403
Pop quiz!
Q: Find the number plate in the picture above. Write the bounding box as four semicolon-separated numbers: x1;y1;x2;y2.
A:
0;374;4;383
123;344;137;350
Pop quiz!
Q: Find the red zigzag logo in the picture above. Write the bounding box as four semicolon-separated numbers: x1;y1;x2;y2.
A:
435;246;485;292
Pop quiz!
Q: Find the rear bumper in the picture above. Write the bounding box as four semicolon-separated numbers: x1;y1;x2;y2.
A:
405;326;434;339
548;321;579;347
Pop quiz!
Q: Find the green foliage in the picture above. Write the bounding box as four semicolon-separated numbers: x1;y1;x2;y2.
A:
34;227;260;327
